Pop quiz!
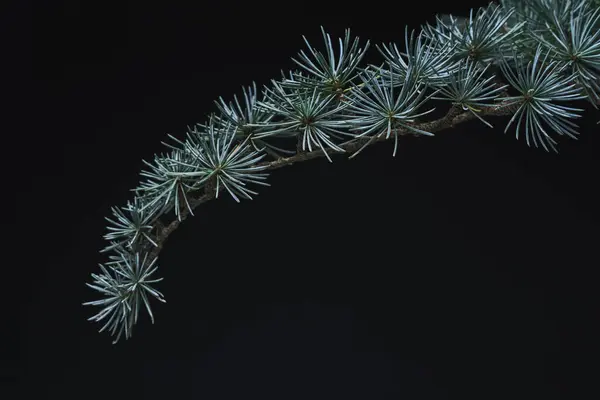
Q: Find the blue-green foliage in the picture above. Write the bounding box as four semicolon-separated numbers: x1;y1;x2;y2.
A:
84;251;165;344
85;0;600;343
499;46;587;152
432;59;508;127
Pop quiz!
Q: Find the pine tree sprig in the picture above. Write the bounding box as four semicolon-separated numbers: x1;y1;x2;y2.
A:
84;251;166;344
432;59;509;128
499;46;587;152
290;26;370;96
85;0;600;343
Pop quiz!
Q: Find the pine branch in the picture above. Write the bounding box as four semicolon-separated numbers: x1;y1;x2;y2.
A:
148;99;519;261
85;0;600;343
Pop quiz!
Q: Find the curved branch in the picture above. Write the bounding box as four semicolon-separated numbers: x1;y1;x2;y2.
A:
147;99;519;261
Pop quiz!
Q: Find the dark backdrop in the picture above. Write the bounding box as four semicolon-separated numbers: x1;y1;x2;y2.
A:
12;1;600;399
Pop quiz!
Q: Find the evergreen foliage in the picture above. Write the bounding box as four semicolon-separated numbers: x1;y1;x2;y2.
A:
84;0;600;344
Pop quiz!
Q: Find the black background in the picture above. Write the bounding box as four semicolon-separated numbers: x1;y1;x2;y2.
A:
11;0;600;398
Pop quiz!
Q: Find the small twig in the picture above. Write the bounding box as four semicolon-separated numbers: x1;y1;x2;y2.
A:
147;176;218;260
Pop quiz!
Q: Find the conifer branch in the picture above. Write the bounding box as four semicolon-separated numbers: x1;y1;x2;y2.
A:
148;99;519;261
85;0;600;343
